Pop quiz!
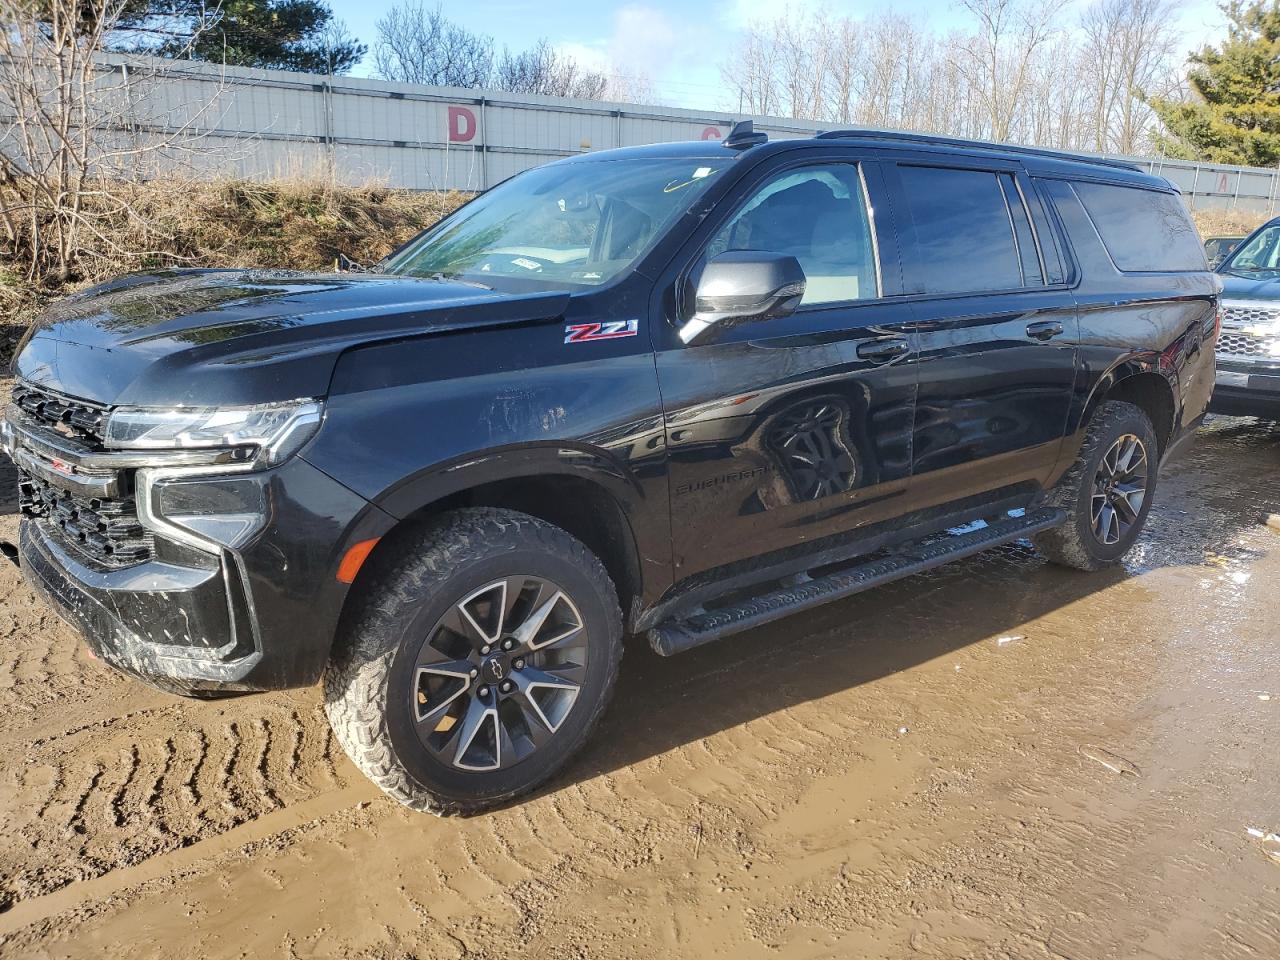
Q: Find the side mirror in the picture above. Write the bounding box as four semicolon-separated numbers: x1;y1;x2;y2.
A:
679;251;806;345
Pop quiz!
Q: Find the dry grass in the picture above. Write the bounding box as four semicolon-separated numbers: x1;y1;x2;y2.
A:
0;179;1271;356
0;176;468;350
1191;208;1268;239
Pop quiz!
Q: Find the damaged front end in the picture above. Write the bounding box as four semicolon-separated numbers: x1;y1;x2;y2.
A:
2;380;383;693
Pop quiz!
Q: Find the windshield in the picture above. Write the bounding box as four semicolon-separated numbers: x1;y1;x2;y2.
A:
1222;223;1280;274
383;158;726;290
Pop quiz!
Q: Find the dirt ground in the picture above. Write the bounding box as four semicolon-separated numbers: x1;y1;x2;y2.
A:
0;416;1278;959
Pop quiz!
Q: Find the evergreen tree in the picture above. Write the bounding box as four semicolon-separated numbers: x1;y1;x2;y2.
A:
1148;1;1280;165
111;0;365;74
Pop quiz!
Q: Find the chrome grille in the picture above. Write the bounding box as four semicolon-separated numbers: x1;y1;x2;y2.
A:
1220;302;1280;363
1223;303;1280;327
1219;329;1278;359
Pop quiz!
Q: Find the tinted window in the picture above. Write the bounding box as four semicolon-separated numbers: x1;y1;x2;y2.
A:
1072;181;1206;272
898;166;1025;294
706;164;878;304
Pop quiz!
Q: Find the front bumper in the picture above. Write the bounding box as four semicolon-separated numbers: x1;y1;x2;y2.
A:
15;454;395;693
20;517;249;688
1210;364;1280;418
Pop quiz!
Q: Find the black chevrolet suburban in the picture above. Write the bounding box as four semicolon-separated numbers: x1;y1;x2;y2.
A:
2;125;1218;813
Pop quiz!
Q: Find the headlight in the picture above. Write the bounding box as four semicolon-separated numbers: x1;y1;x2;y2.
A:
104;399;323;466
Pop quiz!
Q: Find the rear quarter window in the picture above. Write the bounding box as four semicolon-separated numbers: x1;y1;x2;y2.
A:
1071;181;1206;272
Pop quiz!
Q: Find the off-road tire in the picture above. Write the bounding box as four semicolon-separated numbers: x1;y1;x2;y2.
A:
1036;400;1158;571
324;508;623;814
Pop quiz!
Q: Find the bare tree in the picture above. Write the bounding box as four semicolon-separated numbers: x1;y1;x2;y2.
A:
718;0;1185;154
1081;0;1181;153
951;0;1059;141
721;24;781;115
372;1;493;87
601;69;655;105
493;39;608;100
373;3;631;102
0;0;227;285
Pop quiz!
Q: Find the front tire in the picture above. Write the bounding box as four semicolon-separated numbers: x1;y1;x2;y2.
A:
1036;400;1158;571
324;508;623;814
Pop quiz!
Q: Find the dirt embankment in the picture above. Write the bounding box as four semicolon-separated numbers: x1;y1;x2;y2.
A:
0;417;1278;958
0;178;468;359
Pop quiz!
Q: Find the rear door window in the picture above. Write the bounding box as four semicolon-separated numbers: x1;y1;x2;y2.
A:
897;165;1038;295
1071;181;1206;272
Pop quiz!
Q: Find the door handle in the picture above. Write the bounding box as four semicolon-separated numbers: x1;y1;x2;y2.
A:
1026;320;1065;341
856;337;910;360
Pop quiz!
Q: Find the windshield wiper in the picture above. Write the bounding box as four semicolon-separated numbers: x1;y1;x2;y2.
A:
426;272;492;290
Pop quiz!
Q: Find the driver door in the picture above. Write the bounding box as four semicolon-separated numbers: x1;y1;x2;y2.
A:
651;155;920;583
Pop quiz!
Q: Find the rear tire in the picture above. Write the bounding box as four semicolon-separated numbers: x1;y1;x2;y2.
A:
1036;400;1158;571
324;508;623;814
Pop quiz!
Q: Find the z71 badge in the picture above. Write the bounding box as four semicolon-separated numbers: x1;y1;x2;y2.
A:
564;319;639;344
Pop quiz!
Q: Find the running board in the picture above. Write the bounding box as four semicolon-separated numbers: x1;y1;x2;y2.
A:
647;507;1065;656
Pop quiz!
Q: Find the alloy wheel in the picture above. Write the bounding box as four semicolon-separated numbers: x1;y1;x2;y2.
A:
411;576;588;771
1091;433;1148;546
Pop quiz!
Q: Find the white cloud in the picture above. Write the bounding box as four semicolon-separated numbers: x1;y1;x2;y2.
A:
554;40;613;73
717;0;873;31
608;4;683;75
554;4;726;106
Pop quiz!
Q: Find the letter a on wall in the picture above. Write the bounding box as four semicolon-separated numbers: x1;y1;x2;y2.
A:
448;106;477;143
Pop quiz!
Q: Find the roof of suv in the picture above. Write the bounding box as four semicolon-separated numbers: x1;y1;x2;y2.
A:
559;128;1171;192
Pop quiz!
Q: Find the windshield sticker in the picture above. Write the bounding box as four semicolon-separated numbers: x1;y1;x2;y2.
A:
565;319;639;344
664;167;719;193
510;256;543;271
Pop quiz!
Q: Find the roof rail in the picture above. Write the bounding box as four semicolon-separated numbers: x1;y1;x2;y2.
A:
812;128;1140;171
723;120;768;151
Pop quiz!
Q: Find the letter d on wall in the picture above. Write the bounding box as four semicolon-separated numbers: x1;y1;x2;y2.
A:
448;106;477;143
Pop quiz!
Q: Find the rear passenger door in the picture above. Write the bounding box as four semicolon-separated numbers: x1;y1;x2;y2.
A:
887;159;1079;510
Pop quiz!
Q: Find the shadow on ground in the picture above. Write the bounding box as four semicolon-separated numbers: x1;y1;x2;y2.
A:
558;414;1280;793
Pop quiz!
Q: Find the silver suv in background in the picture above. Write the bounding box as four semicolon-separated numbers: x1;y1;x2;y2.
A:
1212;217;1280;419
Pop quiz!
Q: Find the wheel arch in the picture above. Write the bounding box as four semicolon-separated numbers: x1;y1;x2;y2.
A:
340;451;656;636
1080;360;1178;455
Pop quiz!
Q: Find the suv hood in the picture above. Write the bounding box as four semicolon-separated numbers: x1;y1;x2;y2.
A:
13;269;570;407
1218;271;1280;302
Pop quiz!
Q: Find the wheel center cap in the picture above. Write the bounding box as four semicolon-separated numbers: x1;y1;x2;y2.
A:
482;657;507;683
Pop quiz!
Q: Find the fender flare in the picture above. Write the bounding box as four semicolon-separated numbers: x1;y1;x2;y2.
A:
373;440;647;521
1073;351;1181;459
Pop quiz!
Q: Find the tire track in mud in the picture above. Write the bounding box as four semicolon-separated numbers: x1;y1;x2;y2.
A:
0;523;1048;933
0;520;129;725
0;696;347;911
356;608;959;956
4;418;1278;957
429;544;1064;950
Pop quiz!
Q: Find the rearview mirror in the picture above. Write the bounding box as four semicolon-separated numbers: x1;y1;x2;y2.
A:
679;251;806;345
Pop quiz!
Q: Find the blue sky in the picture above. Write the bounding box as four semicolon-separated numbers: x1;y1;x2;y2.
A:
328;0;1231;110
